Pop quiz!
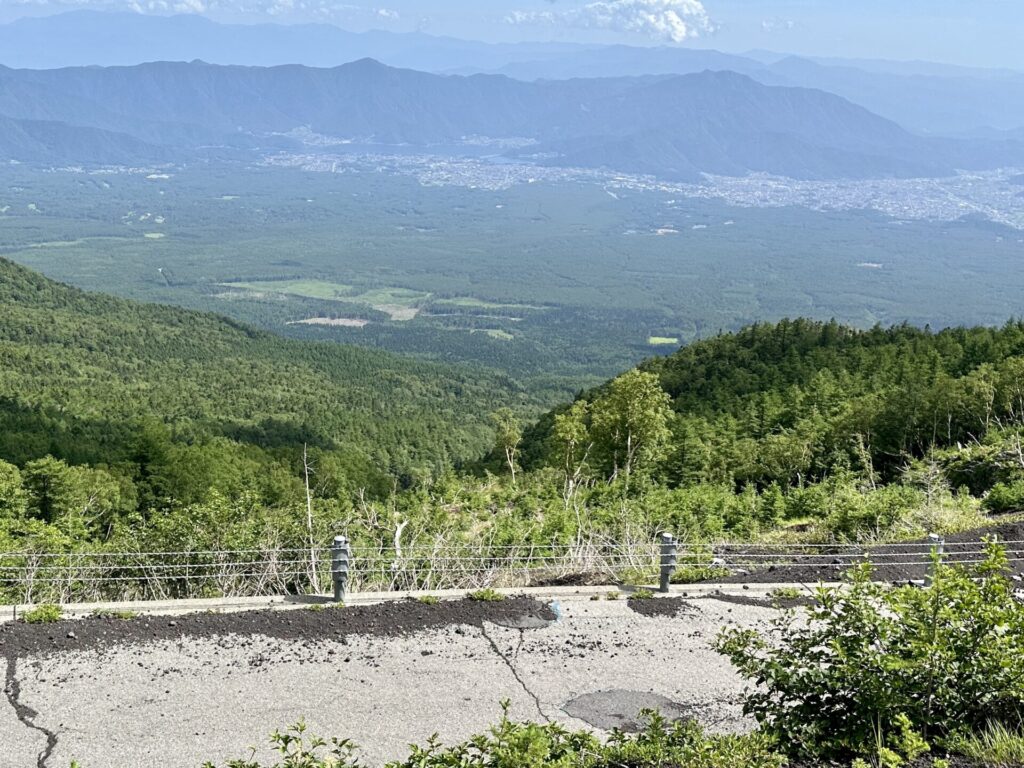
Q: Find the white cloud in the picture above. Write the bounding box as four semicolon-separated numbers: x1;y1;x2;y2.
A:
761;17;795;33
505;0;715;43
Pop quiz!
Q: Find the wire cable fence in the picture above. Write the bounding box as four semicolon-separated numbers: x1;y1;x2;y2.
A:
0;533;998;605
0;536;662;605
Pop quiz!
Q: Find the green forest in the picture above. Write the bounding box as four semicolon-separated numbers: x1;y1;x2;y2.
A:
1;253;1023;601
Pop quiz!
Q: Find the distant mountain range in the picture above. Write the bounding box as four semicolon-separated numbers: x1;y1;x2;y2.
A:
0;58;1021;181
2;11;1024;135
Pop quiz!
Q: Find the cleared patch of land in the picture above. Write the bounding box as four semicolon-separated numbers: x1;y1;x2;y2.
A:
648;336;680;346
225;279;355;301
288;317;369;328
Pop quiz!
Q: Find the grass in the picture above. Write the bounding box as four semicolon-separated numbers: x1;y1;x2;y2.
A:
91;608;138;620
22;604;62;624
619;567;658;586
467;588;505;602
671;564;731;584
630;588;655;600
648;336;680;346
417;595;441;605
225;279;355;301
770;587;803;601
947;722;1024;765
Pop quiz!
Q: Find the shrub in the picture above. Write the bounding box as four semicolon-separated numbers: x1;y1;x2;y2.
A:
203;718;360;768
22;603;62;624
716;542;1024;763
467;588;505;602
417;595;440;605
984;480;1024;514
630;588;655;600
207;707;784;768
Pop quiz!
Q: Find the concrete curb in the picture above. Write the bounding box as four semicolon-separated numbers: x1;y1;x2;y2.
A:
0;581;843;623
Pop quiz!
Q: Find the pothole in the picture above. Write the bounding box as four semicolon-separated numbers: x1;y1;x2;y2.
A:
563;689;692;732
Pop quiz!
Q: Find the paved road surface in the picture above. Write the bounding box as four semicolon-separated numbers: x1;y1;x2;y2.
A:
2;593;776;768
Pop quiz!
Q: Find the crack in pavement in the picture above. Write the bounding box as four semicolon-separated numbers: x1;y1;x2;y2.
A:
480;624;550;723
4;656;59;768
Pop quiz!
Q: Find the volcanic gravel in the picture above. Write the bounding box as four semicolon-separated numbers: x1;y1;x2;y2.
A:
626;595;695;618
0;596;556;659
711;519;1024;585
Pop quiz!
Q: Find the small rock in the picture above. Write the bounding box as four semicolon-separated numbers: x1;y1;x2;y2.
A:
66;631;76;639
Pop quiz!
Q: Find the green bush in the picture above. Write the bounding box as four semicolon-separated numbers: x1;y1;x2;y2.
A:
207;707;783;768
984;480;1024;513
417;595;441;605
22;603;62;624
204;718;360;768
716;542;1024;763
630;588;655;600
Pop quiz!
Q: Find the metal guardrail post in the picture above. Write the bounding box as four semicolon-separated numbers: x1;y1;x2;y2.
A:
659;532;677;593
926;533;944;587
331;536;350;603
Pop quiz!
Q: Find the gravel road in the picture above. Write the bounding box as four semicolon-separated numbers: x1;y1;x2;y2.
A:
0;592;775;768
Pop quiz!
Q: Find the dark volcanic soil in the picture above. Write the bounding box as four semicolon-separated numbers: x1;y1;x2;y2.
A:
0;596;556;659
710;519;1024;585
627;596;695;618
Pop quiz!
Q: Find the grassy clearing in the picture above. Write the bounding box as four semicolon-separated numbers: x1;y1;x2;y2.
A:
225;279;355;301
648;336;680;346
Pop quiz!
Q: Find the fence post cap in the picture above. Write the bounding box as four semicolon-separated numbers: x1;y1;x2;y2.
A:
333;535;349;546
927;533;941;542
660;531;675;542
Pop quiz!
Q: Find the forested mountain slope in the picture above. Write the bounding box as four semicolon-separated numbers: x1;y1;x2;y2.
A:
0;257;523;496
521;318;1024;496
0;60;1020;180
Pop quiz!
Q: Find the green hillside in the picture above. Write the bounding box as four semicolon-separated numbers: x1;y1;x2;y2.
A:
523;318;1024;489
0;257;525;497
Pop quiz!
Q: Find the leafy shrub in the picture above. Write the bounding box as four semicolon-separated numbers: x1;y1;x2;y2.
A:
22;603;62;624
204;719;360;768
208;707;783;768
629;588;655;600
467;588;505;602
417;595;440;605
984;480;1024;514
716;542;1024;763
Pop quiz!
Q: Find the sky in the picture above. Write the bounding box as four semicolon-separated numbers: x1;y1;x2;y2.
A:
0;0;1021;70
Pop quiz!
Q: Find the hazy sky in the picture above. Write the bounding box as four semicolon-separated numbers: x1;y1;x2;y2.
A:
1;0;1021;69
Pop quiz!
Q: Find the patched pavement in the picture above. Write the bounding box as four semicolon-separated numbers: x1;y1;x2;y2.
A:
1;594;775;768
